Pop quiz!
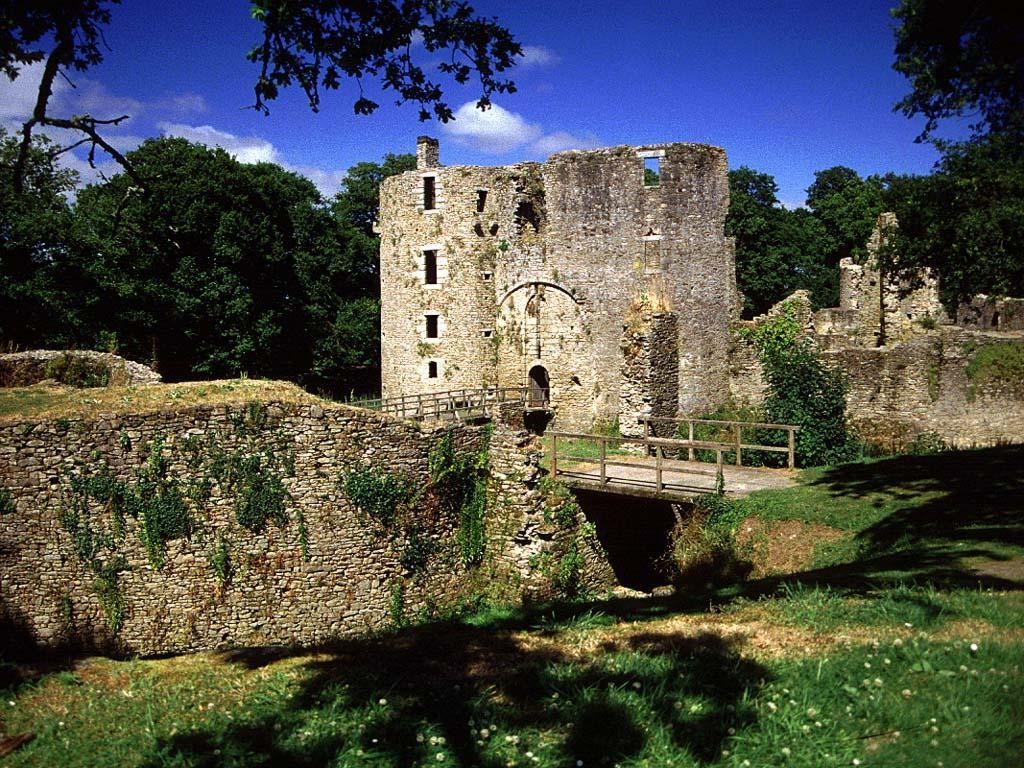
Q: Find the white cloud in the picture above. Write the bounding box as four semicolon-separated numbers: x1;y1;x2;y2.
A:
443;101;542;153
530;130;602;155
153;92;208;118
442;101;601;157
157;121;344;196
519;45;559;67
158;122;281;164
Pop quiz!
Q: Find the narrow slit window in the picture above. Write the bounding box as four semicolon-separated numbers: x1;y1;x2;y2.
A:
643;157;661;187
424;250;438;284
423;176;436;210
428;361;438;378
425;314;439;338
476;189;487;212
645;239;662;270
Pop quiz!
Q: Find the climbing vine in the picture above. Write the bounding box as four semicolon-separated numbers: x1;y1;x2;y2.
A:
55;402;302;632
534;477;596;599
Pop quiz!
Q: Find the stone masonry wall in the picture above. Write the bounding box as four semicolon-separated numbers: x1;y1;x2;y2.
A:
728;322;1024;450
379;140;738;432
620;312;680;439
958;295;1024;332
0;402;514;656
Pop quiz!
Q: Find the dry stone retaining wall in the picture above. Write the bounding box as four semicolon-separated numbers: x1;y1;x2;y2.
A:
0;402;554;656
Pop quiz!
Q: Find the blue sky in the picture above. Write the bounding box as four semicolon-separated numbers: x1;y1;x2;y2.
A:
0;0;956;208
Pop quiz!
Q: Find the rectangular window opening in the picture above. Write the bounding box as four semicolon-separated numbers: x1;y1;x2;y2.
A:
481;271;493;281
425;314;439;339
481;329;493;338
643;157;661;187
423;176;436;210
424;250;438;284
428;361;438;379
476;189;488;213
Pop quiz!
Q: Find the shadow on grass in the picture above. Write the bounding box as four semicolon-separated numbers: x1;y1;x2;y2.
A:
812;444;1024;553
137;624;765;767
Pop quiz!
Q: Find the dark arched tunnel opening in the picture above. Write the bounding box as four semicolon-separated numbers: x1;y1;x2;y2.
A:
574;490;684;592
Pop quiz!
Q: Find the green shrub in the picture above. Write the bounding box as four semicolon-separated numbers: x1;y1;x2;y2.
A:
44;353;110;388
210;536;232;586
966;340;1024;395
0;487;15;515
743;302;854;466
234;455;288;534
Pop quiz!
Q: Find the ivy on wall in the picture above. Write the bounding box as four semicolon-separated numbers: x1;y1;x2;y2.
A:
56;402;300;634
341;427;493;578
531;477;598;599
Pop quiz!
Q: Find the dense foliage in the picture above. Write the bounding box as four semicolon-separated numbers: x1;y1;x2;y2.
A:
892;0;1023;142
727;165;883;315
1;130;412;391
744;303;853;467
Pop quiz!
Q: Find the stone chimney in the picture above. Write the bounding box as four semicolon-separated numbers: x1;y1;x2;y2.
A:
417;136;439;169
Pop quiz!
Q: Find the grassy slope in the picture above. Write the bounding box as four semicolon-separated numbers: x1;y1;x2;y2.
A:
0;379;328;422
2;449;1023;767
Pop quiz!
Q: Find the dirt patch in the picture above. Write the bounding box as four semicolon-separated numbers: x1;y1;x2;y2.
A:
965;556;1024;585
736;517;847;577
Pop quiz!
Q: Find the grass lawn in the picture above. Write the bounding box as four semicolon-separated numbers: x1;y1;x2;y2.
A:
2;446;1023;767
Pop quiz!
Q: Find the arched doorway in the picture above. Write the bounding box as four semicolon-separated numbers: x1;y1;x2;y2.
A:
527;364;550;409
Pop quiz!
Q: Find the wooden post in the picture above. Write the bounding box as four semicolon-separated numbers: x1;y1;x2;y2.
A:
788;428;796;468
550;434;558;479
688;421;695;461
735;424;742;466
656;445;663;492
600;438;607;484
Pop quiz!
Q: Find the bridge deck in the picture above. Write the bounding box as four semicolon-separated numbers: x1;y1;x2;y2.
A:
556;455;797;500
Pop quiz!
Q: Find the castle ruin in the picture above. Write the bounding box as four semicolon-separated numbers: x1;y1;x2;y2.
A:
380;138;1024;448
378;137;738;431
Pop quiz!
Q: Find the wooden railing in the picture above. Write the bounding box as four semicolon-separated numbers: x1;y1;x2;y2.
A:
548;431;730;495
358;387;528;422
639;416;799;469
547;418;800;495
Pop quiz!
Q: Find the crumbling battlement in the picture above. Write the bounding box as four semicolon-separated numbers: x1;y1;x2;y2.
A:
378;138;738;431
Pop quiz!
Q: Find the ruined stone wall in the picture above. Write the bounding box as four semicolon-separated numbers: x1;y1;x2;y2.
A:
828;329;1024;448
379;140;738;432
728;323;1024;449
958;295;1024;331
619;312;680;438
0;403;506;656
379;160;524;396
0;350;161;387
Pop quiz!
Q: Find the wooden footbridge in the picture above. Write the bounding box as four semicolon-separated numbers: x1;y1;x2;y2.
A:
547;417;800;501
358;386;533;422
359;389;798;501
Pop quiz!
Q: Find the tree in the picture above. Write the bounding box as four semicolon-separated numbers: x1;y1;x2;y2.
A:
882;133;1024;309
0;127;87;347
892;0;1024;141
249;1;520;120
72;137;344;380
1;1;519;190
804;167;885;306
726;167;832;315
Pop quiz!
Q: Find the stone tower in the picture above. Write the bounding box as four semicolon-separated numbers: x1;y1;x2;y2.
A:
378;138;739;431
